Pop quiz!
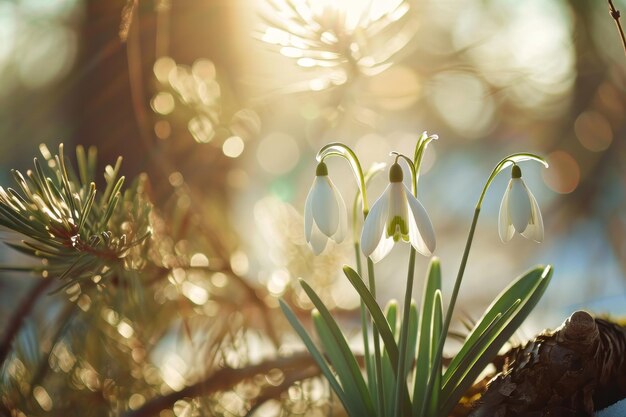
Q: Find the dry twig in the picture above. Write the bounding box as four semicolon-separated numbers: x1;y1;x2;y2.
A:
608;0;626;56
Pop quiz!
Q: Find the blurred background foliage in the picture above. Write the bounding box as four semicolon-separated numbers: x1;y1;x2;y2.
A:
0;0;625;415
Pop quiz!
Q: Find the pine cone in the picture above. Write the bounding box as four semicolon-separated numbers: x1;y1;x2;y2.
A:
469;311;626;417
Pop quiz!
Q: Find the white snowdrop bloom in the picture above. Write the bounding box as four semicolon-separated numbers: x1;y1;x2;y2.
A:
361;163;436;262
304;162;348;254
498;165;544;243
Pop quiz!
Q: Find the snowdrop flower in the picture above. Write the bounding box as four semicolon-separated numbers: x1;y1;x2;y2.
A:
304;162;348;254
361;162;435;262
498;164;544;243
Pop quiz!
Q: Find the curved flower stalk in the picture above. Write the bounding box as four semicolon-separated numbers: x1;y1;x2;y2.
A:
422;152;549;416
304;162;348;254
312;142;387;413
499;165;544;243
290;142;554;417
316;143;369;214
361;160;436;263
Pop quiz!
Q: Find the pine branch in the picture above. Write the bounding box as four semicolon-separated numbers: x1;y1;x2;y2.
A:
0;144;152;293
26;302;78;394
0;278;53;367
122;353;317;417
244;364;321;416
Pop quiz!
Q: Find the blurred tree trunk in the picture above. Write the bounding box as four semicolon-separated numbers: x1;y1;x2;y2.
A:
72;0;246;203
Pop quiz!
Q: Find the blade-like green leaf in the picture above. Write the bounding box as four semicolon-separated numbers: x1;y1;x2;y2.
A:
427;291;443;417
312;311;373;417
412;257;441;416
342;266;413;416
343;266;399;367
405;301;419;377
300;279;375;416
382;301;398;417
278;300;357;416
439;266;553;416
386;300;399;337
443;265;549;389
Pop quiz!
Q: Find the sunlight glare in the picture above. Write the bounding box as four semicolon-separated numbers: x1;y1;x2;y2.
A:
310;0;405;30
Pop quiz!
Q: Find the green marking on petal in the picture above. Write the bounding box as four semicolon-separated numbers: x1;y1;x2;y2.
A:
387;215;408;240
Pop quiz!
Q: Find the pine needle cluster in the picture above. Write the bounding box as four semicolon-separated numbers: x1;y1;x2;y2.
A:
0;144;152;294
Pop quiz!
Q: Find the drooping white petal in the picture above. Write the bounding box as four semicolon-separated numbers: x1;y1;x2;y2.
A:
405;185;436;256
333;186;348;243
387;183;408;237
520;182;544;243
370;234;394;263
361;185;390;257
309;222;329;255
304;184;314;242
509;178;531;233
498;180;515;242
311;176;339;237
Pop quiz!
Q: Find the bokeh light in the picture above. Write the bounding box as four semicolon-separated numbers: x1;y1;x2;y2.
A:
430;71;495;137
151;92;176;115
222;136;245;158
542;151;581;194
2;0;626;415
574;110;613;152
256;132;300;175
367;65;420;110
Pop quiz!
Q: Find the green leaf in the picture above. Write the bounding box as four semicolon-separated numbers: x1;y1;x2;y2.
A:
405;301;419;377
342;266;399;368
439;265;553;416
342;266;413;416
279;300;358;416
412;257;441;416
442;265;549;389
299;279;375;416
311;311;373;417
427;291;443;417
382;301;398;417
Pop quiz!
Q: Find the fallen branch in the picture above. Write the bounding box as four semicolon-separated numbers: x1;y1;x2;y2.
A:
466;311;626;416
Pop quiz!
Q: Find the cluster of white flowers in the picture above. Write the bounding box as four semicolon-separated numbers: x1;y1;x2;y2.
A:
305;149;544;261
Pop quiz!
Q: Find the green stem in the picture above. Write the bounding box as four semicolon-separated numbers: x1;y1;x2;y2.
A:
356;243;375;397
393;247;417;417
422;207;480;415
367;257;385;416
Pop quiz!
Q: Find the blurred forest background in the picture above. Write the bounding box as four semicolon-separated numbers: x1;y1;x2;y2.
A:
0;0;625;415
